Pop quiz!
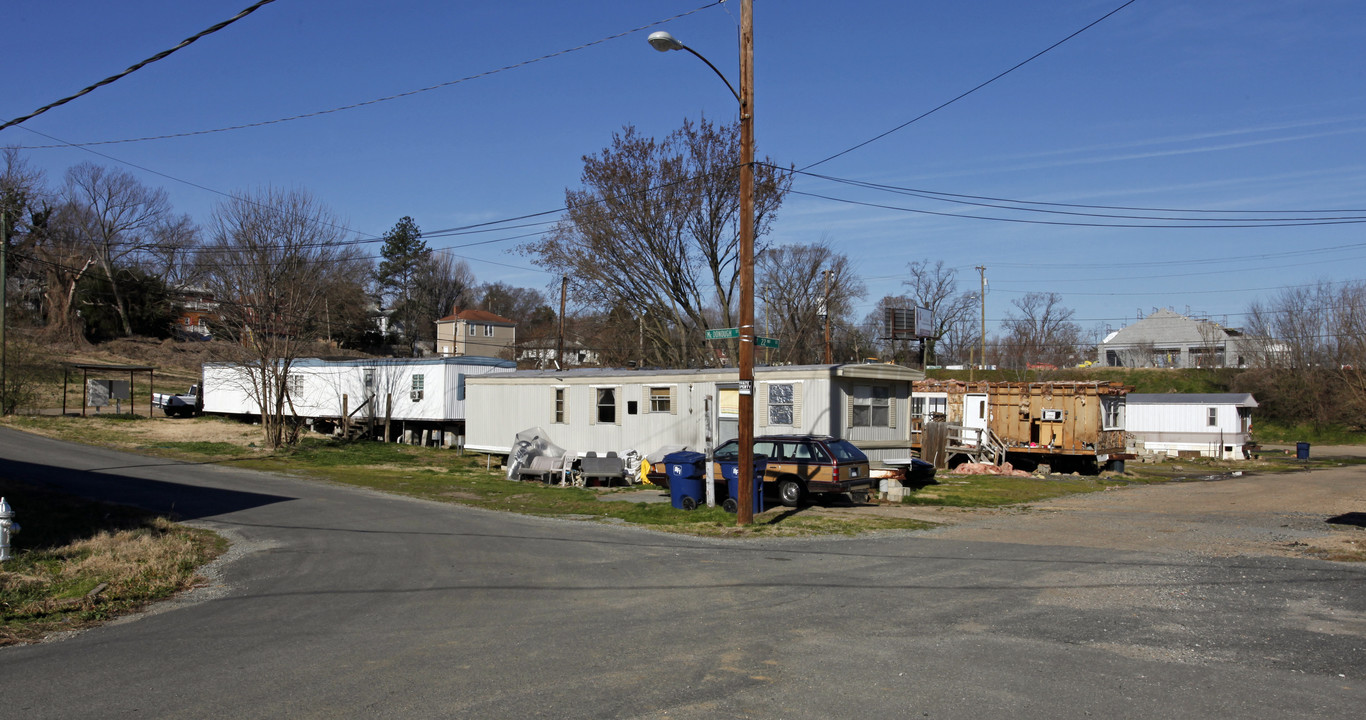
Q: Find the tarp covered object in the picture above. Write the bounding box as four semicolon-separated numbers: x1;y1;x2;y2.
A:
506;427;568;481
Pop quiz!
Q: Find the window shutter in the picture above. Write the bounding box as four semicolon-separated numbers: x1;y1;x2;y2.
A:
847;387;855;428
888;391;897;428
792;386;803;428
616;386;623;425
589;387;596;425
757;383;769;427
670;385;677;415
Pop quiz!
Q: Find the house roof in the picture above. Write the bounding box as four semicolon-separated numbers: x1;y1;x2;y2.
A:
470;363;924;384
436;308;515;325
1101;309;1229;347
1127;393;1258;407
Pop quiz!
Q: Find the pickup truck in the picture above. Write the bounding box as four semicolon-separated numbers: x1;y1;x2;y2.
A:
152;385;201;418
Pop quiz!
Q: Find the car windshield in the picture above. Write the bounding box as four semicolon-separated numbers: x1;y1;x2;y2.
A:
826;440;868;462
713;440;739;461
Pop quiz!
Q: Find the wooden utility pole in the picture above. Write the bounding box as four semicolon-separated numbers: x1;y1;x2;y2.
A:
823;269;833;364
557;275;567;369
976;265;987;372
736;0;756;525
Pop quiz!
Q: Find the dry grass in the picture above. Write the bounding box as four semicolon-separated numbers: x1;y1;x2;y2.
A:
0;480;225;646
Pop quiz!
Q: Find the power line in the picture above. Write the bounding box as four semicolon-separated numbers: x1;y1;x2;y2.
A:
9;2;725;149
788;188;1366;229
800;0;1139;171
0;0;280;133
794;169;1366;222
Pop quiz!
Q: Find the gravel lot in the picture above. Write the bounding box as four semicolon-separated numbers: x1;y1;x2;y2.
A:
848;461;1366;561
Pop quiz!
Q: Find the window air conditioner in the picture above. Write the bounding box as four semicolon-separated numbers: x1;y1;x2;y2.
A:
411;390;423;402
1041;409;1063;421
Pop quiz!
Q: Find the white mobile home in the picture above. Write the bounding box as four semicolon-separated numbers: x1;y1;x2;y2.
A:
1126;393;1258;459
202;356;516;440
464;363;924;462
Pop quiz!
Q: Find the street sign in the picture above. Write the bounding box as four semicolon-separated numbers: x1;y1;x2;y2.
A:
705;327;740;340
755;336;779;349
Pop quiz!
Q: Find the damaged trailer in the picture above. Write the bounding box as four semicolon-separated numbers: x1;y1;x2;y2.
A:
912;379;1131;473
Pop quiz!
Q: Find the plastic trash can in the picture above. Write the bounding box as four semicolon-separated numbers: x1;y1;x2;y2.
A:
665;451;708;510
719;455;766;515
1296;442;1310;460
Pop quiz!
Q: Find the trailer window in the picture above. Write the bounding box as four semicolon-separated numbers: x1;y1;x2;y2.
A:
1102;397;1124;430
852;385;890;427
596;388;617;423
768;383;794;425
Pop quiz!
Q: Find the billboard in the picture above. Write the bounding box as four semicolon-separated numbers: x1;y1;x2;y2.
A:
885;307;934;339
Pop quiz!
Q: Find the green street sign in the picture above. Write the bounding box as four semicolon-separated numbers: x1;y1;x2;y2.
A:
755;336;779;349
705;327;740;340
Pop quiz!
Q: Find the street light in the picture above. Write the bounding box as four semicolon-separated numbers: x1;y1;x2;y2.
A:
649;1;757;525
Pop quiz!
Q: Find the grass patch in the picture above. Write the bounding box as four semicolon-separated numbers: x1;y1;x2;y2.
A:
902;474;1133;507
1247;420;1366;446
0;478;226;646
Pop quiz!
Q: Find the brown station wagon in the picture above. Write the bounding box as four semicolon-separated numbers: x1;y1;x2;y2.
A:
712;434;874;507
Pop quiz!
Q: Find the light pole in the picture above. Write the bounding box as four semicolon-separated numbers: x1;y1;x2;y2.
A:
649;0;756;525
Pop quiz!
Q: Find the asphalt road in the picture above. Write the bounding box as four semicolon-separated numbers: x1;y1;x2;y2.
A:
0;427;1362;719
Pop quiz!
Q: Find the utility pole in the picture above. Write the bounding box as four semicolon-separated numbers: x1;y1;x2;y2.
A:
736;0;756;525
556;275;567;369
976;265;987;374
822;269;833;364
1;212;7;414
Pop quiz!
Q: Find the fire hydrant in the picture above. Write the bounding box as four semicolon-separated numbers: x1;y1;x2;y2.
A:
0;497;19;562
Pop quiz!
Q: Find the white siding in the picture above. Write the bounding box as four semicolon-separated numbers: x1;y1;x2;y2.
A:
201;358;514;422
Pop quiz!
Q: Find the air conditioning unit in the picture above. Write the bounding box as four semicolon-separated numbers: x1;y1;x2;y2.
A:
410;390;423;402
1041;409;1063;421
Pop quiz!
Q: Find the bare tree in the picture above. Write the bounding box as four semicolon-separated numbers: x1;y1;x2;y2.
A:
758;241;865;365
200;187;367;448
522;118;791;368
63;163;176;337
999;292;1083;369
1242;280;1366;429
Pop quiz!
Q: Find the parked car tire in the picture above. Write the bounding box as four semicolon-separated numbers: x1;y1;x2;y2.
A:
777;478;805;508
848;490;869;505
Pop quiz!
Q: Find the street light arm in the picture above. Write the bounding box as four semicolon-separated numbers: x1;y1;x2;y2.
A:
680;45;741;105
648;31;741;104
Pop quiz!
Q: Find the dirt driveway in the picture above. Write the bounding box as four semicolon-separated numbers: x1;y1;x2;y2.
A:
844;463;1366;561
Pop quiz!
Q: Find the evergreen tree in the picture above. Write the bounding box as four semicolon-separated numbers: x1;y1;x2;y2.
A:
375;216;430;355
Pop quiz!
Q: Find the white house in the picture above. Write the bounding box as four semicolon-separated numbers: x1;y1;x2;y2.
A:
1126;393;1258;459
202;356;516;442
1098;309;1261;369
463;363;925;462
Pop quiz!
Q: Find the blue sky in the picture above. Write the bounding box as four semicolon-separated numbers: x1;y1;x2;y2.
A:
5;0;1365;342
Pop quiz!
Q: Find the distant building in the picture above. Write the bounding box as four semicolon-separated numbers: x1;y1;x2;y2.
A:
1097;309;1259;368
517;336;601;369
435;308;517;358
171;286;218;340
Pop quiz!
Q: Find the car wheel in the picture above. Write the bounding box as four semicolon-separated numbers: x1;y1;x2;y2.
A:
777;478;805;508
849;490;869;505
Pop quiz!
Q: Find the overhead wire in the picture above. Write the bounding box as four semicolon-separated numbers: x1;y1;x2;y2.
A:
8;2;726;149
0;0;280;133
799;0;1139;171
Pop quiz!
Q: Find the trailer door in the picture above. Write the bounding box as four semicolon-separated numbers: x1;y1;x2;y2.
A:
962;393;989;446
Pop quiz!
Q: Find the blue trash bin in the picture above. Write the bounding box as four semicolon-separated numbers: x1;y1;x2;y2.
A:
1296;442;1310;460
665;451;708;510
719;455;766;515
